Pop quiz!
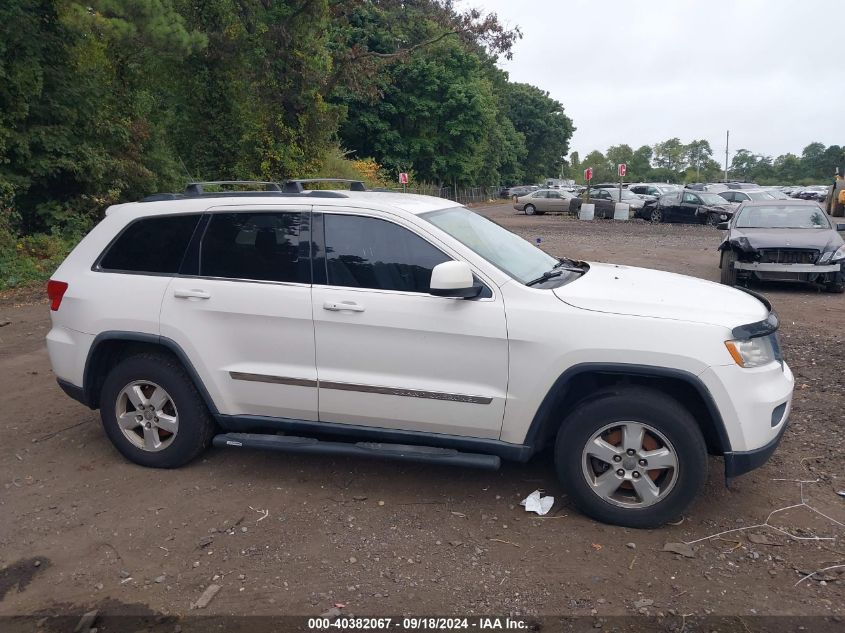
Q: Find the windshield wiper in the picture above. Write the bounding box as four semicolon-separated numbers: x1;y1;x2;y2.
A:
526;259;586;286
555;257;586;271
526;270;565;286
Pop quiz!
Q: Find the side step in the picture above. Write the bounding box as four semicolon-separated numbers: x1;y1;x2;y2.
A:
212;433;501;470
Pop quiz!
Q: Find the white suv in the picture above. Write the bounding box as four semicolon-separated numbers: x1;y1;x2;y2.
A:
46;180;794;528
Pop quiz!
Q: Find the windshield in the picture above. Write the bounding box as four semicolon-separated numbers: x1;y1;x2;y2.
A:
422;207;558;284
735;205;831;229
699;193;727;205
747;191;775;201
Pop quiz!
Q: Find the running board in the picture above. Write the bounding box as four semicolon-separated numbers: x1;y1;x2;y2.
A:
212;433;501;470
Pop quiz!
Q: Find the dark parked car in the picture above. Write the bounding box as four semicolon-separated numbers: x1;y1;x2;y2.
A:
718;200;845;292
794;186;828;202
651;190;736;225
570;188;656;219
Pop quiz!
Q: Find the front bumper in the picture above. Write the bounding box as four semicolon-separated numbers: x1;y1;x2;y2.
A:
734;262;840;273
699;360;794;474
724;417;789;478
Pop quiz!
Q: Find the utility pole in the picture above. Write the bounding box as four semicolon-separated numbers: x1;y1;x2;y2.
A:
724;130;729;182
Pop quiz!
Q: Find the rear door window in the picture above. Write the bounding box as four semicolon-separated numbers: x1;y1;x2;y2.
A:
200;212;308;283
98;214;202;274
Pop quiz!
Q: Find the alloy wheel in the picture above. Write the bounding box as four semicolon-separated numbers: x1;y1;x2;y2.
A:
581;421;679;508
115;381;179;452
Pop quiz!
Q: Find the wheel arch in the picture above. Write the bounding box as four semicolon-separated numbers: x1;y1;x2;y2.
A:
523;363;731;458
82;331;219;414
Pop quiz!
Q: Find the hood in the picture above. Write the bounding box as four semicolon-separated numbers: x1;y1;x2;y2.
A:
730;227;842;251
553;262;768;329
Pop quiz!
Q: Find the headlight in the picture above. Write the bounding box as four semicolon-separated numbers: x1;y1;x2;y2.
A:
724;334;779;368
821;245;845;263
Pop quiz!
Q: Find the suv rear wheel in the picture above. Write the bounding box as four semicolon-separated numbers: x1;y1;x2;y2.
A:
100;353;215;468
554;388;708;528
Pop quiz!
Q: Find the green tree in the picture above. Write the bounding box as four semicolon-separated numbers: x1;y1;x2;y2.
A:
773;153;802;183
653;138;686;173
801;142;826;180
730;149;764;181
606;144;633;174
567;151;581;180
339;38;499;185
582;150;613;183
629;146;653;181
500;82;574;182
684;139;713;180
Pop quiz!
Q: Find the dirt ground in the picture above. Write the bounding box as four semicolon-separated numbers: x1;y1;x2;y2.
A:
1;203;844;628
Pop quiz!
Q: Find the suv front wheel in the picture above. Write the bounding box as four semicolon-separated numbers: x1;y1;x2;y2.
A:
554;387;708;528
100;352;216;468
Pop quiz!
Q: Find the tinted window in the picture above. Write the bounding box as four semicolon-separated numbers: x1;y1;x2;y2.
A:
200;212;306;282
323;215;450;292
99;214;201;274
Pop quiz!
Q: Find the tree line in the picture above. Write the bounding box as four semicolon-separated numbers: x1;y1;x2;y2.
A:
568;139;843;185
0;0;574;240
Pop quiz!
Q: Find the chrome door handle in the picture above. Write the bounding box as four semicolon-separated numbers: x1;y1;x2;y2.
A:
323;300;365;312
173;288;211;300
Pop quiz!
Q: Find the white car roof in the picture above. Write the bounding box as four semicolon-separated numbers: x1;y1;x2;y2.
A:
105;191;461;219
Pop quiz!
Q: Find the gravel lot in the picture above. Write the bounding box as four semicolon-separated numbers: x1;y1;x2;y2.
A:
0;202;843;627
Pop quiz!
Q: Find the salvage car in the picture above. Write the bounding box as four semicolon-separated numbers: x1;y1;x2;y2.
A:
570;188;655;219
718;200;845;292
718;189;776;204
513;188;575;215
628;183;680;198
794;186;828;202
651;190;736;225
46;179;794;529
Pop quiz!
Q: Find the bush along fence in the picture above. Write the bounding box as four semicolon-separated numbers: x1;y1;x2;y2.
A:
384;186;503;205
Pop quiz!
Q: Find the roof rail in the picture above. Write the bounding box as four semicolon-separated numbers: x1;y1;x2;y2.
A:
283;178;367;193
184;181;282;196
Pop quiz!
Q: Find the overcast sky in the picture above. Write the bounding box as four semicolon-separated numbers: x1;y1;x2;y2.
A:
472;0;841;162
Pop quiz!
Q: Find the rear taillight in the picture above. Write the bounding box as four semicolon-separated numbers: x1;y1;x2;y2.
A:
47;280;68;311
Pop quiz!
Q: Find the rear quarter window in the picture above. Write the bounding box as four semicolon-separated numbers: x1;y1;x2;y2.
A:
98;214;202;274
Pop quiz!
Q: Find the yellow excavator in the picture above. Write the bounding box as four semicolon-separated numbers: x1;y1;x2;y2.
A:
826;154;845;217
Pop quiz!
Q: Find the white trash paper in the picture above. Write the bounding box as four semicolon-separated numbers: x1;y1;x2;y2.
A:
520;490;554;516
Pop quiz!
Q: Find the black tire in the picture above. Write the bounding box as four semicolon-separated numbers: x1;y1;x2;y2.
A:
524;204;536;216
825;282;845;293
720;249;738;286
554;387;708;529
706;213;720;226
649;208;662;223
100;352;216;468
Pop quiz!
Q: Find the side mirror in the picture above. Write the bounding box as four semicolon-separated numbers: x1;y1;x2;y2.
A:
430;261;481;299
716;222;730;230
837;224;845;231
